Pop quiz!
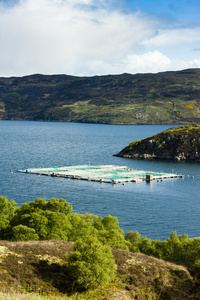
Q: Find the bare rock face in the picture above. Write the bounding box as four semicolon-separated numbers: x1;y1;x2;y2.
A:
115;124;200;161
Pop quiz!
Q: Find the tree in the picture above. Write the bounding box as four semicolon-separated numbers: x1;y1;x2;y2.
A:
0;196;17;238
125;231;141;252
46;197;72;215
165;231;182;263
27;211;49;239
10;198;72;240
139;236;154;255
102;215;121;231
11;224;39;241
97;215;129;250
68;213;98;241
98;229;129;250
45;210;71;240
68;237;116;290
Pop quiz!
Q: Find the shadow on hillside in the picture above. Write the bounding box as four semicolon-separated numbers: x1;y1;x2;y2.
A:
32;260;75;294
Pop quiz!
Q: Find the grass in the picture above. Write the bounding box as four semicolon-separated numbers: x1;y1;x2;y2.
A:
69;100;200;124
0;292;73;300
166;124;200;135
70;102;175;124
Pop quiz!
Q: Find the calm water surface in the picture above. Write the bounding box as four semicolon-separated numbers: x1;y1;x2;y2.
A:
0;120;200;240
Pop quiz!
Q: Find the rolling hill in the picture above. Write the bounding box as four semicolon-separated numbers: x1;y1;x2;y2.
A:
1;68;200;124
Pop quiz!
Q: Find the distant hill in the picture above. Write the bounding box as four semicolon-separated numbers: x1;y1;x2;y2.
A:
1;68;200;124
115;124;200;161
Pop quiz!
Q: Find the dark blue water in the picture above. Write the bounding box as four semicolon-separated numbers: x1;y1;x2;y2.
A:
0;120;200;240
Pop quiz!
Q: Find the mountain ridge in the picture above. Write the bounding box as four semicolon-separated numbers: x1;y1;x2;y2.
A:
1;68;200;124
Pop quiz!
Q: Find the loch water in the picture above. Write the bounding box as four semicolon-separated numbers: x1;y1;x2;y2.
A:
0;120;200;240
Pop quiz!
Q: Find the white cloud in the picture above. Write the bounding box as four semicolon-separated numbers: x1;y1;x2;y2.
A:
0;0;200;76
142;27;200;47
122;51;171;74
89;51;200;75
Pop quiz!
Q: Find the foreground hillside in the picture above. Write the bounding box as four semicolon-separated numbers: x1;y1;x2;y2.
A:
0;240;200;300
115;124;200;161
2;196;200;298
1;68;200;124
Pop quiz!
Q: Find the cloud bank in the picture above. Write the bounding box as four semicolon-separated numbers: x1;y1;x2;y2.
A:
0;0;200;76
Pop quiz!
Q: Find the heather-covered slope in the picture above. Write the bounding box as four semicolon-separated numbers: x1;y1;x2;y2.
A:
115;124;200;160
0;240;199;300
1;68;200;124
1;196;200;299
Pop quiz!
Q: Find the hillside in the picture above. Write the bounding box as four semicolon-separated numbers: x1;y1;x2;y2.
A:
0;240;200;300
1;68;200;124
1;197;200;299
115;124;200;160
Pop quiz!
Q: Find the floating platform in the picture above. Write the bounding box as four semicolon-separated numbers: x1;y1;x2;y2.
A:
17;165;184;184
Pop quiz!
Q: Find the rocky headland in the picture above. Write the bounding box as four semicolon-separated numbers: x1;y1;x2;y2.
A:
115;124;200;161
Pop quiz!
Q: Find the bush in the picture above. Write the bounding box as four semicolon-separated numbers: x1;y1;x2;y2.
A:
11;224;39;241
68;237;116;290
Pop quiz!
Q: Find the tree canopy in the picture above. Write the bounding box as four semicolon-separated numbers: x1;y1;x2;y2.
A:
0;196;129;250
68;237;116;290
2;195;200;278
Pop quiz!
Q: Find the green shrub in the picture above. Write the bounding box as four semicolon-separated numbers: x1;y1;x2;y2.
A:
11;224;39;241
68;237;116;290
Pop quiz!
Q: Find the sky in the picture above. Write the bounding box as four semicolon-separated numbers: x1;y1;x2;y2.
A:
0;0;200;77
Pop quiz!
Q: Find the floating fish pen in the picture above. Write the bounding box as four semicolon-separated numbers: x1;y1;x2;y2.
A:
17;165;184;184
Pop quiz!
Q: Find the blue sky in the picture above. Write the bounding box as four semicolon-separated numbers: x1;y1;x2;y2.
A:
125;0;200;22
0;0;200;76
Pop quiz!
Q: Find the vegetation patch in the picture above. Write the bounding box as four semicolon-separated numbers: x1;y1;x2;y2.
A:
1;196;200;298
1;239;200;299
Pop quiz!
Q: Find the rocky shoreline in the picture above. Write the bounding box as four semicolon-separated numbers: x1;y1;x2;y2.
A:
115;124;200;161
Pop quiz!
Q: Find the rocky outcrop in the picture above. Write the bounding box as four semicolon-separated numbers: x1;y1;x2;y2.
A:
115;124;200;161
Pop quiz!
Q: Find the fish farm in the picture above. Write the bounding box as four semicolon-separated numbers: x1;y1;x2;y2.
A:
18;165;183;184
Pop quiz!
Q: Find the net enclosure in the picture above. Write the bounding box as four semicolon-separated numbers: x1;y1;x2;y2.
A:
18;165;183;184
